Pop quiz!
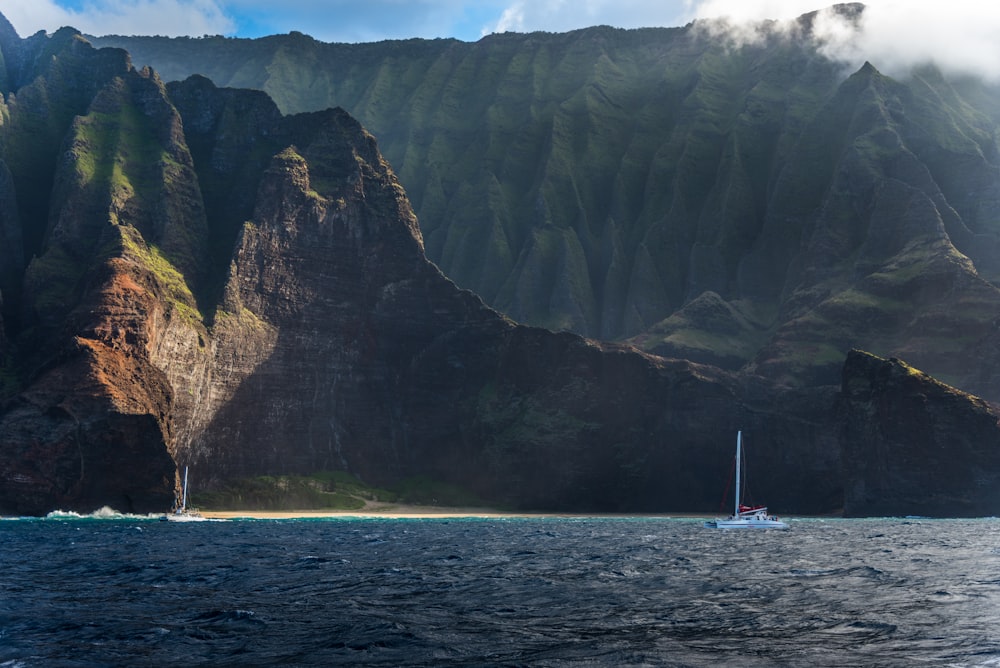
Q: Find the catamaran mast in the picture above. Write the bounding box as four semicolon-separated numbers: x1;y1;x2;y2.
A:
734;431;741;517
181;464;189;511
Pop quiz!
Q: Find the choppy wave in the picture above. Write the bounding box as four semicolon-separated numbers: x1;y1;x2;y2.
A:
42;505;164;521
0;506;167;522
1;517;999;666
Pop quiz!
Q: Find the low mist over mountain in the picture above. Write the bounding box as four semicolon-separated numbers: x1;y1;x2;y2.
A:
1;6;999;516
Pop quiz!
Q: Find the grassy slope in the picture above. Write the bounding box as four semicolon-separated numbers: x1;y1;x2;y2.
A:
193;470;488;511
25;71;201;323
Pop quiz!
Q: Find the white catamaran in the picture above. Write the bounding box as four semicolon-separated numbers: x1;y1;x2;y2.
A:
704;431;788;530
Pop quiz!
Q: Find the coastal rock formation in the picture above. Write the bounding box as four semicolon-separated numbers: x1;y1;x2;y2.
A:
0;24;197;514
0;13;997;517
165;77;839;513
0;21;841;515
839;350;1000;517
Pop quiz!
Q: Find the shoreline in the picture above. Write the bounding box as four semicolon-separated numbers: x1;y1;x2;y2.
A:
199;504;715;520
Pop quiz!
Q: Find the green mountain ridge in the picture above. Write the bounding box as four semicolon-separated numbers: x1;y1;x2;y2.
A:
1;10;999;517
90;5;1000;400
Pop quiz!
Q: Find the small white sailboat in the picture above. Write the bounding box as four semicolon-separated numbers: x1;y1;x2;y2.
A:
704;431;788;530
161;466;205;522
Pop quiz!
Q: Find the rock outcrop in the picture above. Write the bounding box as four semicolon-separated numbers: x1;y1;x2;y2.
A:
839;350;1000;517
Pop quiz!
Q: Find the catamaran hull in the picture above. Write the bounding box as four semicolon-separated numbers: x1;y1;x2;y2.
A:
703;519;788;529
165;512;207;522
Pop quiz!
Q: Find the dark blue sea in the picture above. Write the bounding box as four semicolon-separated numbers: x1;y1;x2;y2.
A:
1;512;999;667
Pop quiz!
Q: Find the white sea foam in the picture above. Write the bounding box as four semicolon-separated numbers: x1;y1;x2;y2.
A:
42;506;162;521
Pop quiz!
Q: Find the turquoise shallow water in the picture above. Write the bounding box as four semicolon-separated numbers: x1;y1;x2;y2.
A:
1;513;999;666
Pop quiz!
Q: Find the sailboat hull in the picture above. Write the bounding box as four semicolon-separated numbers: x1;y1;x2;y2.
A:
164;512;206;522
704;518;788;529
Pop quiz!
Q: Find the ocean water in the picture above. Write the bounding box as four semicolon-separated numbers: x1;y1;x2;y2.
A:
1;513;999;667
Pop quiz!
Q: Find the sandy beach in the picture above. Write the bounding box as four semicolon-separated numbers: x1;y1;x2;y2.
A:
201;507;518;520
199;502;708;520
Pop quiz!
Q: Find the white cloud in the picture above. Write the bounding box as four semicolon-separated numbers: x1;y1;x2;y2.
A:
2;1;65;36
493;3;526;34
486;0;1000;81
687;0;1000;82
834;1;1000;81
3;0;235;38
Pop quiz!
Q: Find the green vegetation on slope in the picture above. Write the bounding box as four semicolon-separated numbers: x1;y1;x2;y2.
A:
72;19;1000;400
192;470;487;511
94;27;851;342
118;226;203;324
20;69;203;331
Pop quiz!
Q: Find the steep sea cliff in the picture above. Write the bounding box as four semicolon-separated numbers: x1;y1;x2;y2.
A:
0;11;998;516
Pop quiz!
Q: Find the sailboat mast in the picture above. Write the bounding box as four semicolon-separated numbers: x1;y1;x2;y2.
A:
734;431;741;517
181;464;188;510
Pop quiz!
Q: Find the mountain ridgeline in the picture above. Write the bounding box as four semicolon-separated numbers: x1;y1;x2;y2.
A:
91;4;1000;401
0;8;999;516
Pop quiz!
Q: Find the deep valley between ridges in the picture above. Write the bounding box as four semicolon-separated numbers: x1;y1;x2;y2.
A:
92;7;1000;405
0;7;999;517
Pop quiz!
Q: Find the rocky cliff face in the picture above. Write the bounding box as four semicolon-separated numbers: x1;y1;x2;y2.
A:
0;16;998;516
0;34;206;513
162;76;840;512
839;350;1000;517
742;62;1000;396
0;23;842;515
0;162;21;309
93;9;1000;405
